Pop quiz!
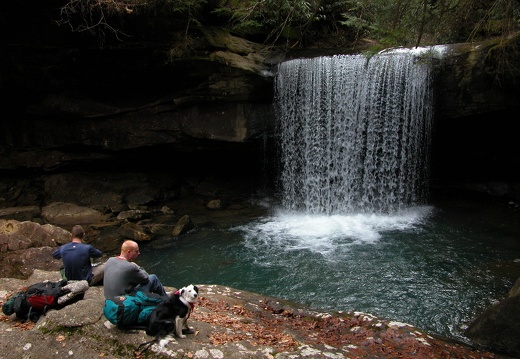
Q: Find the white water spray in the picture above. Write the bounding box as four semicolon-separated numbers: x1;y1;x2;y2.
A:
275;52;434;214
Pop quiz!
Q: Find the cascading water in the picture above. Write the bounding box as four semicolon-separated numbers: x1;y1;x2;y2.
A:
275;51;434;214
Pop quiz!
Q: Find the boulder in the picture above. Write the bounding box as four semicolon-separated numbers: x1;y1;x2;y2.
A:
42;202;109;226
0;206;41;221
41;224;71;245
465;276;520;357
172;215;195;236
0;220;62;278
0;232;31;253
0;220;56;251
509;277;520;297
207;199;222;210
149;223;176;236
124;190;157;208
44;173;124;207
39;285;105;329
117;223;151;242
2;247;61;278
116;209;151;222
90;223;125;253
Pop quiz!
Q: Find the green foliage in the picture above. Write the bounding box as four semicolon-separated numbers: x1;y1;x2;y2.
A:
360;0;519;47
213;0;316;43
164;0;207;25
58;0;520;48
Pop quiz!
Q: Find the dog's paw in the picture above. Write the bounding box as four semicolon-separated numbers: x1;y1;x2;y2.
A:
158;338;170;351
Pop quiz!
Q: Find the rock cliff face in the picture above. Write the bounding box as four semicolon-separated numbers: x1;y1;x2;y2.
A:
433;39;520;119
430;38;520;189
1;1;520;206
1;23;280;175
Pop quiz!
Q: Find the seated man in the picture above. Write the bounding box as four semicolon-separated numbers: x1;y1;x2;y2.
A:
52;225;104;285
103;240;167;299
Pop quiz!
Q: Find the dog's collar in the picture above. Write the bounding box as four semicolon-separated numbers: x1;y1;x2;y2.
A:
174;290;195;309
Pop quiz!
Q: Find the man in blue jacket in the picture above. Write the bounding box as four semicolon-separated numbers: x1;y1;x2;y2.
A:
52;225;104;285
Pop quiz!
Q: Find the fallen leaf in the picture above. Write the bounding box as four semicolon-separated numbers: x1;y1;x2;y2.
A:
56;335;66;342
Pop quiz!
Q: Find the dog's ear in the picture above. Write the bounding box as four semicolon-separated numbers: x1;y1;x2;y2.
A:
193;285;199;293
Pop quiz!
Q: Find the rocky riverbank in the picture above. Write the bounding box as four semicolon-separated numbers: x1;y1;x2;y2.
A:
0;270;507;359
1;176;520;358
0;170;270;279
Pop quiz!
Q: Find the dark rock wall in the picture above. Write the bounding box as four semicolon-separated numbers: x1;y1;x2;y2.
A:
431;109;520;183
430;38;520;196
1;1;520;206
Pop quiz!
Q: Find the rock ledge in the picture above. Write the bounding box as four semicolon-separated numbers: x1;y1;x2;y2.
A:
0;270;501;359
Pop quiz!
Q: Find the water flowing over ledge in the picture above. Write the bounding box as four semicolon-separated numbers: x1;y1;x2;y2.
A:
275;51;434;214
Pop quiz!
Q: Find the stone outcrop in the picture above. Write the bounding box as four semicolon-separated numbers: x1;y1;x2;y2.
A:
432;36;520;119
0;206;41;222
465;277;520;358
428;35;520;190
1;19;280;174
0;220;64;278
117;222;152;242
0;220;59;250
41;202;109;226
171;214;195;236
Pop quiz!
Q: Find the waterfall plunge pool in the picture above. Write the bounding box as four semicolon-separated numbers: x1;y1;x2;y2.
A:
138;195;520;343
140;49;519;343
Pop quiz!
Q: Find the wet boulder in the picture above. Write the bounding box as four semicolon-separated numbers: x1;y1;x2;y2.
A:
172;215;195;236
117;222;151;242
465;277;520;357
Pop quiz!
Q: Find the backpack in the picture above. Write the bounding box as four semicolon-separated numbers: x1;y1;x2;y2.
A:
26;280;66;308
2;291;26;316
11;280;68;322
103;291;164;329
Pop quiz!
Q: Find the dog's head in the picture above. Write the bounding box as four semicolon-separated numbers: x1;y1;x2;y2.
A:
179;284;199;303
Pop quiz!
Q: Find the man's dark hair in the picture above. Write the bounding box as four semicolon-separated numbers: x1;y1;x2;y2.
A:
71;225;85;239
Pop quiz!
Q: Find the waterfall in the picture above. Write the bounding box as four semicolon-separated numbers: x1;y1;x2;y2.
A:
275;51;433;214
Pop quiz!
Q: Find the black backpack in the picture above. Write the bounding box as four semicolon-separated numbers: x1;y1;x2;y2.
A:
4;280;68;322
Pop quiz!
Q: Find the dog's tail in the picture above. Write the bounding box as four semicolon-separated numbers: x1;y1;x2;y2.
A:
137;327;171;355
137;338;157;355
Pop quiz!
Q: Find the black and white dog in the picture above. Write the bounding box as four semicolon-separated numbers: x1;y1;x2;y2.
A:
146;284;199;339
138;285;199;353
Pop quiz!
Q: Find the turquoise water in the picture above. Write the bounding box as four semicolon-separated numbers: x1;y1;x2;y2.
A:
138;196;520;343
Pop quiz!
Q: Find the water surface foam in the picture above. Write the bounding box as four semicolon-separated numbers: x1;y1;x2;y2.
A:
240;206;433;257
